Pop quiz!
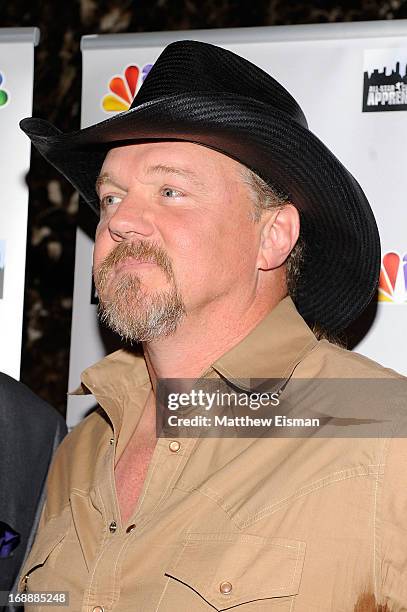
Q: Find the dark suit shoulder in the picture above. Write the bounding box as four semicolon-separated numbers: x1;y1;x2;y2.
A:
0;372;66;437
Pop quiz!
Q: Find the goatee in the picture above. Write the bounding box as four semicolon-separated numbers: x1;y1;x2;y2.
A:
93;240;186;343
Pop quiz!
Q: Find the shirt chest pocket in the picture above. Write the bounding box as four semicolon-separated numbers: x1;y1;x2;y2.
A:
159;533;306;611
18;509;71;595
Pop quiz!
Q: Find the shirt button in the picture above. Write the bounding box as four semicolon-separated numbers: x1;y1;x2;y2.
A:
92;607;104;612
219;581;233;594
126;524;136;533
169;440;181;453
109;437;114;445
109;521;117;533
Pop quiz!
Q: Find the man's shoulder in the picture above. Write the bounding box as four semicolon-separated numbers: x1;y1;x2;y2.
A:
73;401;111;432
51;406;109;469
303;338;404;380
300;339;407;432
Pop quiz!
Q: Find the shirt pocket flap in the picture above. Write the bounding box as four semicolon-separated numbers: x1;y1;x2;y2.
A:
165;533;306;609
18;510;70;589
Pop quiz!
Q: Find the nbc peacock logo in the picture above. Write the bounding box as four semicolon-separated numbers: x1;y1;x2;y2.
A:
378;251;407;303
102;64;153;112
0;72;9;108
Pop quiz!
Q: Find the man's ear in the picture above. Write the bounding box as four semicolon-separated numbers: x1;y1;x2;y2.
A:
256;204;300;271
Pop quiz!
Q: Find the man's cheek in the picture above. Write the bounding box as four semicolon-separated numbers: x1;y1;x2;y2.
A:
93;235;110;266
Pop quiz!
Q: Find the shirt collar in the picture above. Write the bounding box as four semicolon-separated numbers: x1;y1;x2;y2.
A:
70;348;150;398
211;296;317;385
71;296;317;429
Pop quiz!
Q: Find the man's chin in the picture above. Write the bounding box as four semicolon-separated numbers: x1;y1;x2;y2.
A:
96;290;187;343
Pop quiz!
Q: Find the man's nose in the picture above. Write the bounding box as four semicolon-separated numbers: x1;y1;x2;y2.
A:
107;197;155;242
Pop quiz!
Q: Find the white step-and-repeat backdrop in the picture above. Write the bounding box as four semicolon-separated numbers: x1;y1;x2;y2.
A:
0;28;39;379
67;21;407;428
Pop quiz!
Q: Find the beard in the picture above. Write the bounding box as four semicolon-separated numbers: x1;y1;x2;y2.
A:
93;240;186;343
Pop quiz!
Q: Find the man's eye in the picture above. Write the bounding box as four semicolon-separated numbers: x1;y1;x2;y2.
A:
161;187;183;198
100;195;122;208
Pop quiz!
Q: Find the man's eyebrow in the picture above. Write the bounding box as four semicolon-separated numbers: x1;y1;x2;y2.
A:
95;165;208;196
146;164;206;189
95;173;127;196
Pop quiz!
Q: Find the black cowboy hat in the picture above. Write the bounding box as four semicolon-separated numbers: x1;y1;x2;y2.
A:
20;40;380;333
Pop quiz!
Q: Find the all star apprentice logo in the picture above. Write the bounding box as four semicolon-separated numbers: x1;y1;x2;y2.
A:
363;64;407;111
102;63;153;113
378;252;407;303
0;72;9;108
363;49;407;112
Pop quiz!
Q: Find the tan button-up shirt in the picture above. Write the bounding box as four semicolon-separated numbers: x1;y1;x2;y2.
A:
18;298;407;611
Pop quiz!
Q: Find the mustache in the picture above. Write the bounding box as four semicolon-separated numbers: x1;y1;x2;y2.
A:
93;240;175;291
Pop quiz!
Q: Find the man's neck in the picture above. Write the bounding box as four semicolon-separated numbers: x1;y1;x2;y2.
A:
142;293;284;392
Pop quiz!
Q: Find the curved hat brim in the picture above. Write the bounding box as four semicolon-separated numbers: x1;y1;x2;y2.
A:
20;91;380;333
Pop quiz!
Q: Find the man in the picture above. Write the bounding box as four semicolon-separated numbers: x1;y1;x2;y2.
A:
17;41;406;611
0;373;67;612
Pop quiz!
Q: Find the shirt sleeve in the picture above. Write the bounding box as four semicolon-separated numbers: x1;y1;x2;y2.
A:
379;421;407;610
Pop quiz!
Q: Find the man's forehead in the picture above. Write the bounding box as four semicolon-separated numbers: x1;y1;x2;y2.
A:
102;141;244;172
99;141;247;186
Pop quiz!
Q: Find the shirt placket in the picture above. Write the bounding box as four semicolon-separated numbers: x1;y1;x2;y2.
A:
80;441;121;612
81;425;196;612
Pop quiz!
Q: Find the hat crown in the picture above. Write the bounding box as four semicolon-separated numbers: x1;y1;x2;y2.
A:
132;40;308;129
